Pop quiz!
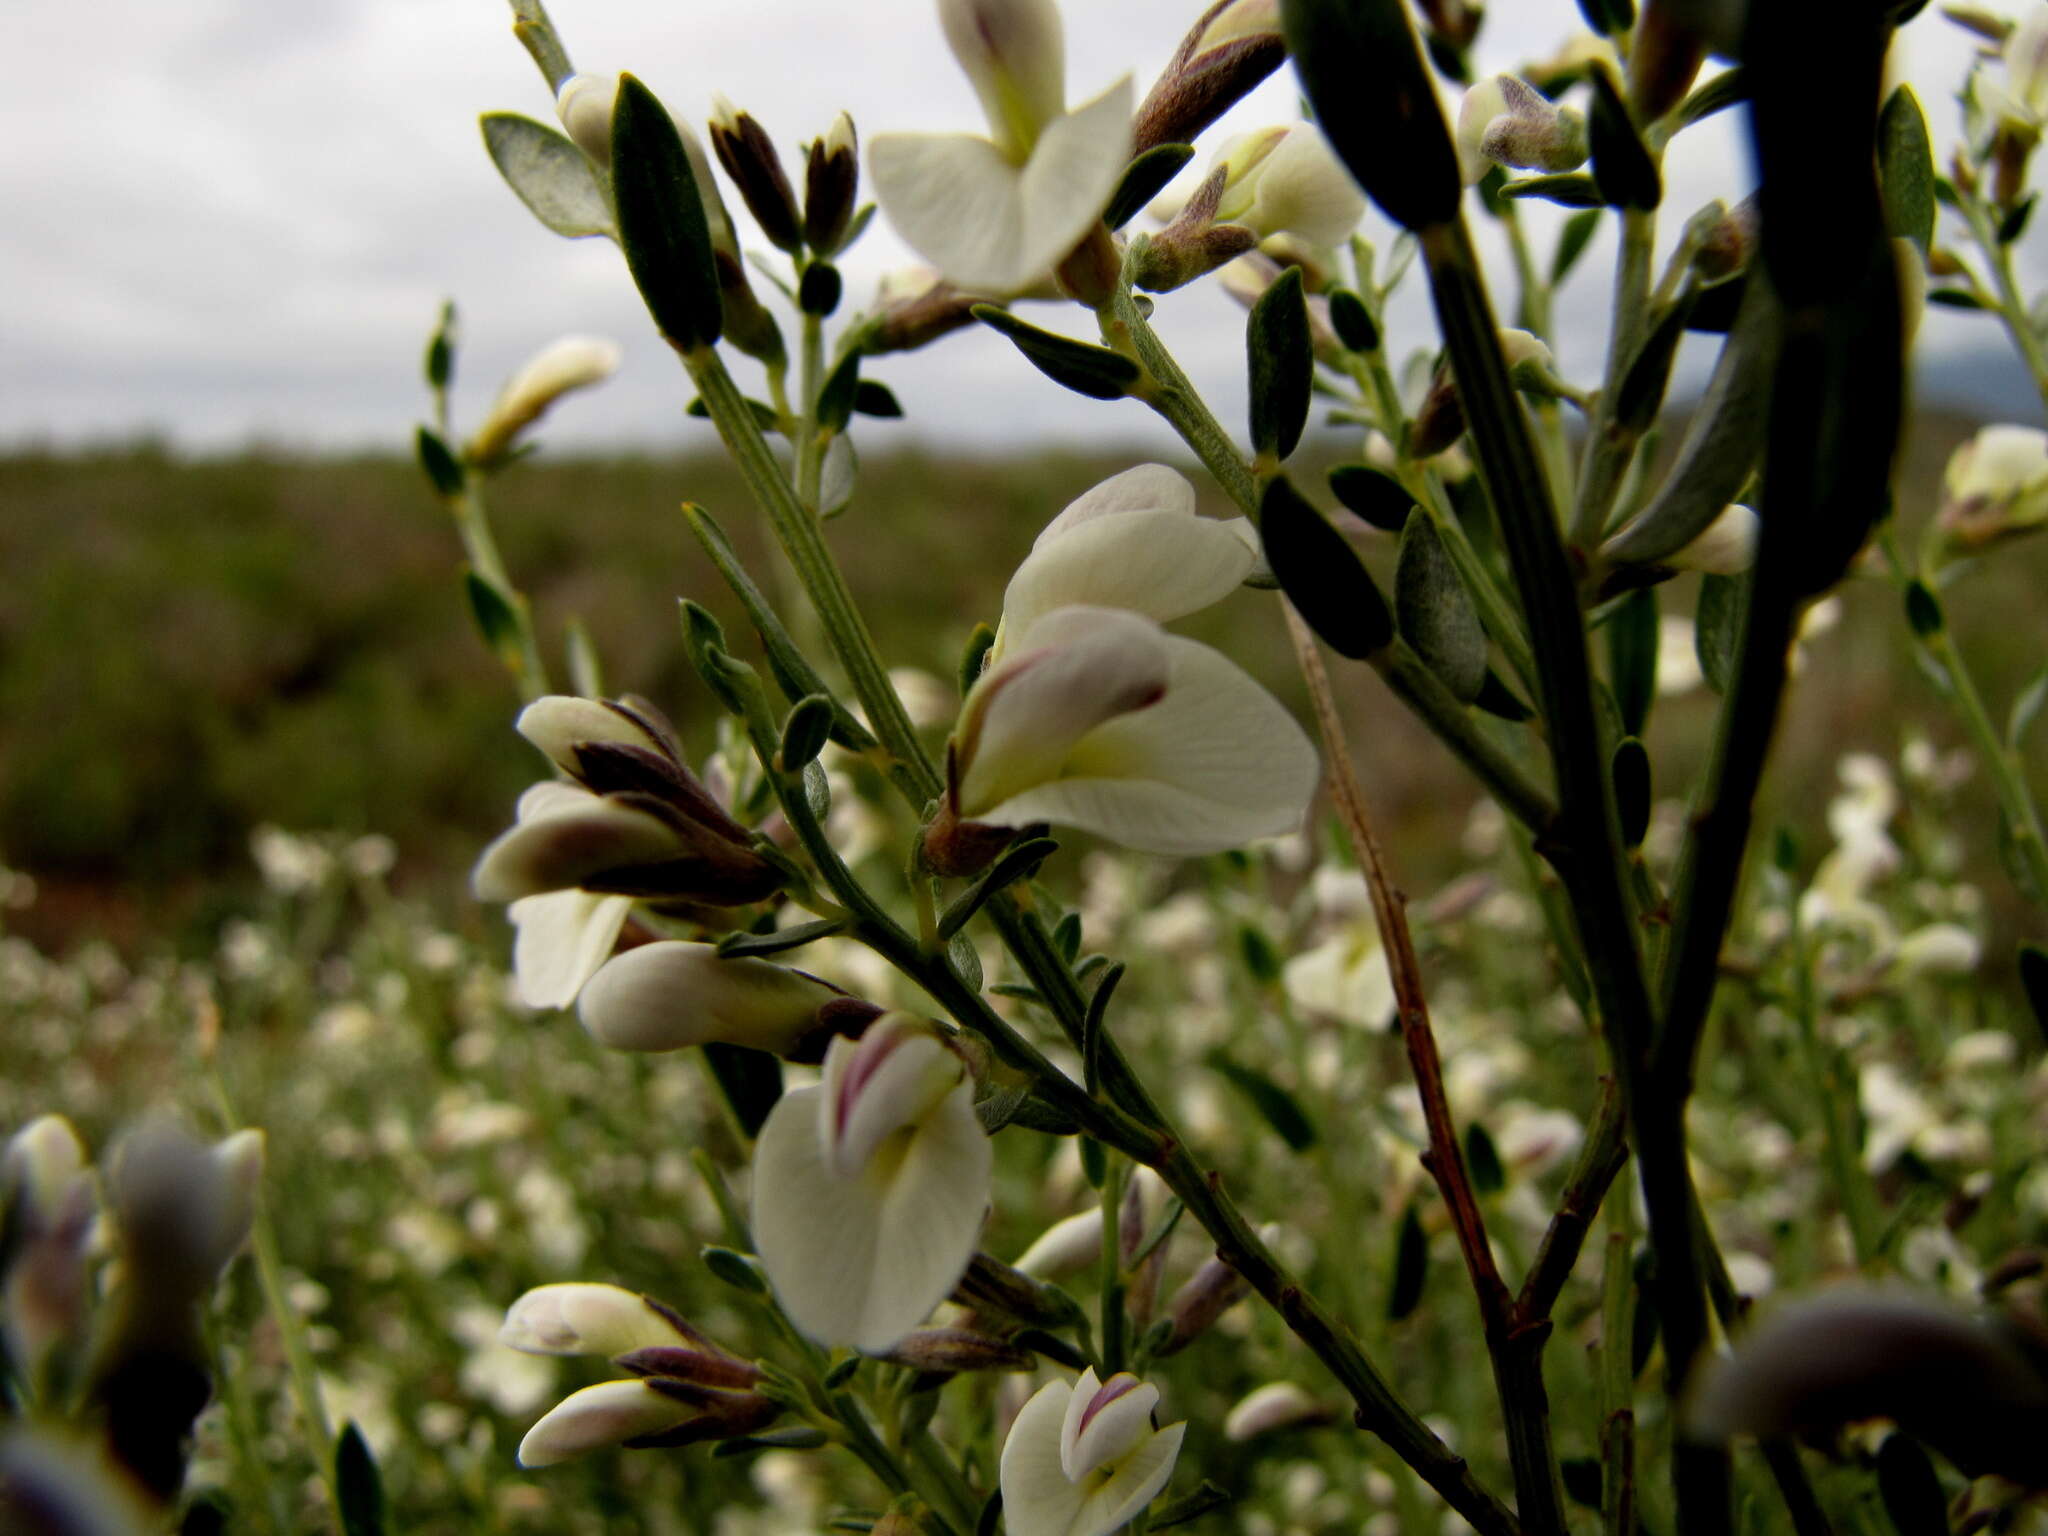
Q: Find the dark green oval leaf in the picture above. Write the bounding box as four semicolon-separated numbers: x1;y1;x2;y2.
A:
1249;267;1312;460
972;305;1141;400
1262;477;1395;658
612;75;723;350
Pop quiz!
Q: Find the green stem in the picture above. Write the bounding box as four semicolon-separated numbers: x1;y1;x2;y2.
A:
1568;210;1657;553
797;306;827;510
1785;897;1882;1265
905;1424;982;1535
451;477;552;699
1099;1155;1130;1376
1918;623;2048;907
1961;195;2048;414
684;345;940;802
204;1070;340;1521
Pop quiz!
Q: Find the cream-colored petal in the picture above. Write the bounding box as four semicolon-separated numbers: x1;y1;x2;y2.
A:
1071;1421;1185;1536
1002;509;1259;640
471;797;680;902
1015;78;1133;278
517;696;671;776
516;1380;693;1468
1001;1379;1091;1536
940;0;1068;154
510;890;633;1009
576;941;836;1054
870;131;1034;293
1061;1373;1159;1480
821;1024;965;1179
1034;465;1197;545
959;608;1173;815
970;632;1318;855
1238;128;1366;246
1666;504;1759;574
500;1282;687;1358
753;1082;991;1352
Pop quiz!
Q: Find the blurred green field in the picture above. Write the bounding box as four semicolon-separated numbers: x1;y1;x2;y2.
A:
3;421;2042;963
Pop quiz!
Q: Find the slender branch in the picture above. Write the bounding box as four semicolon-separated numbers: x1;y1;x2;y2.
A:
1285;604;1565;1535
1516;1081;1628;1323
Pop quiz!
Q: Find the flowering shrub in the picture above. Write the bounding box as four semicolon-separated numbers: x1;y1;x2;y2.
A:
13;0;2048;1533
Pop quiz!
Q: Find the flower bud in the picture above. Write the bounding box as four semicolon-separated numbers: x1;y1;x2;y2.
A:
1498;327;1577;401
875;1327;1036;1373
557;73;623;166
865;267;980;354
517;694;679;776
516;1378;777;1467
1410;361;1466;459
1691;196;1758;282
1153;1251;1251;1356
1455;75;1590;185
805;113;860;255
501;1282;709;1360
1012;1209;1103;1279
1222;1381;1336;1441
576;941;842;1057
1210;126;1367;247
1630;1;1708;121
465;336;622;468
708;98;804;254
2;1116;98;1384
953;1251;1085;1327
1665;503;1760;574
1133;0;1287;155
938;0;1068;160
472;782;776;905
1937;424;2048;551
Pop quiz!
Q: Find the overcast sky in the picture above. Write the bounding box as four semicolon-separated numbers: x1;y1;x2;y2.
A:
3;1;2037;457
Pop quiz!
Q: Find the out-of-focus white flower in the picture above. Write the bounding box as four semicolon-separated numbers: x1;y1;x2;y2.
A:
1973;9;2048;139
1666;504;1760;574
576;941;842;1056
250;825;333;894
993;465;1258;658
940;605;1317;862
1938;423;2048;549
1890;923;1983;978
1281;927;1395;1027
1223;1381;1333;1441
1204;124;1366;247
751;1016;992;1351
1653;620;1700;704
869;0;1132;293
1454;75;1590;185
2;1116;97;1383
999;1367;1186;1536
466;336;623;467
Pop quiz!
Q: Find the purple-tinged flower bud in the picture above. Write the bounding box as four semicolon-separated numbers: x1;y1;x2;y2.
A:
708;97;804;254
1410;361;1466;458
804;113;860;255
2;1116;98;1389
1153;1251;1252;1356
611;1346;763;1391
516;1378;778;1467
954;1251;1086;1328
1222;1381;1337;1441
1938;423;2048;552
864;268;981;355
1455;75;1589;185
1630;1;1708;121
1134;0;1287;155
875;1327;1037;1374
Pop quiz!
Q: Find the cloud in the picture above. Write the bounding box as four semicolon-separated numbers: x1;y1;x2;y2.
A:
1;1;2040;453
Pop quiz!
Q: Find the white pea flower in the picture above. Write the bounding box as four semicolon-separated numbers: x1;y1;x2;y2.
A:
466;336;622;468
869;0;1133;294
576;941;842;1057
1207;124;1366;247
1973;7;2048;141
936;604;1318;867
993;464;1259;657
999;1367;1186;1536
751;1016;992;1352
1281;925;1395;1027
1938;423;2048;548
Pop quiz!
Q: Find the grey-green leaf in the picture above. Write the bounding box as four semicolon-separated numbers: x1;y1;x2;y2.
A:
1249;266;1313;460
1694;572;1745;695
1395;511;1488;702
972;306;1141;400
482;113;614;239
1879;85;1935;250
